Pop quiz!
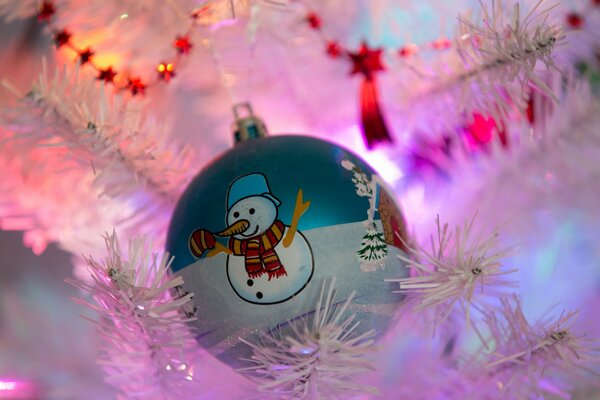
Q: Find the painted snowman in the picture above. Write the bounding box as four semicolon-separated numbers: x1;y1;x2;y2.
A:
189;173;314;304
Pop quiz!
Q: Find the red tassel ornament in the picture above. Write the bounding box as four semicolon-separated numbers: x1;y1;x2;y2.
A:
359;76;391;149
348;42;393;149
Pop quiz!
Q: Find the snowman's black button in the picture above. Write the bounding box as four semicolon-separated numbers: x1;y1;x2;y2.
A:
247;279;254;287
256;292;263;299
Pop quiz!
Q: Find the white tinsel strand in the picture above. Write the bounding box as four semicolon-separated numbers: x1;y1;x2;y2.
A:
0;0;38;22
240;279;378;399
461;295;600;398
66;232;201;399
387;215;518;330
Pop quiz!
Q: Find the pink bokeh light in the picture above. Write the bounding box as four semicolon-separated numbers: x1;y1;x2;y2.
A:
0;379;39;399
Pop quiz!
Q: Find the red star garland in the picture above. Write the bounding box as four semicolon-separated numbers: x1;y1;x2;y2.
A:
36;0;197;96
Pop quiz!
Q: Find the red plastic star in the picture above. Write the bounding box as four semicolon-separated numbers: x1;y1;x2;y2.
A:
37;1;56;21
566;12;584;29
326;41;342;58
54;29;71;48
97;67;117;83
306;12;321;29
348;42;385;79
79;48;94;65
174;36;193;55
127;77;146;96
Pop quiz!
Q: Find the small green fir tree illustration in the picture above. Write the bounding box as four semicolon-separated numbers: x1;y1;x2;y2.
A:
358;223;388;271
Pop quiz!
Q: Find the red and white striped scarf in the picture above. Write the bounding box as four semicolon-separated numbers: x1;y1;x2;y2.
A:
228;220;287;280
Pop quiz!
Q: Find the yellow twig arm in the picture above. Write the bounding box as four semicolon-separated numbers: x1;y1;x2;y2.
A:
283;189;310;248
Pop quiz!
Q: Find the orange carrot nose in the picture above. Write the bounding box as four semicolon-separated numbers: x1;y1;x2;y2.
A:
216;220;249;237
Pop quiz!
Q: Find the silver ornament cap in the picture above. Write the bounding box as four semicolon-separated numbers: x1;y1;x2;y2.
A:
232;102;268;143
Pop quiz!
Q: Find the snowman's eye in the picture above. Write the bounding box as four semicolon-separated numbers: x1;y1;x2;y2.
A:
249;208;255;215
233;211;240;218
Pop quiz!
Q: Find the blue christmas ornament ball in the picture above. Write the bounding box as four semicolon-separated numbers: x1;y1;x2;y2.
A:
166;134;409;369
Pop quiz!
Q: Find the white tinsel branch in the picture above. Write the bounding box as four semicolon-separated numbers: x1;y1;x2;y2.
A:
66;232;201;399
456;0;564;122
387;215;517;330
441;74;600;234
1;60;194;203
0;0;38;22
452;0;565;120
0;61;195;256
401;0;565;138
240;279;378;399
463;295;600;397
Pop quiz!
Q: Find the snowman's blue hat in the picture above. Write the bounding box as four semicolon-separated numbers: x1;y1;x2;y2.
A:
227;173;281;210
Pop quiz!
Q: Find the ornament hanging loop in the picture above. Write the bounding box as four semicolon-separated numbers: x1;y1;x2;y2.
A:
232;102;268;143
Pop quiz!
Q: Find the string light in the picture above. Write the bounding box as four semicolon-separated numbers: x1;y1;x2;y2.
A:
157;62;175;81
